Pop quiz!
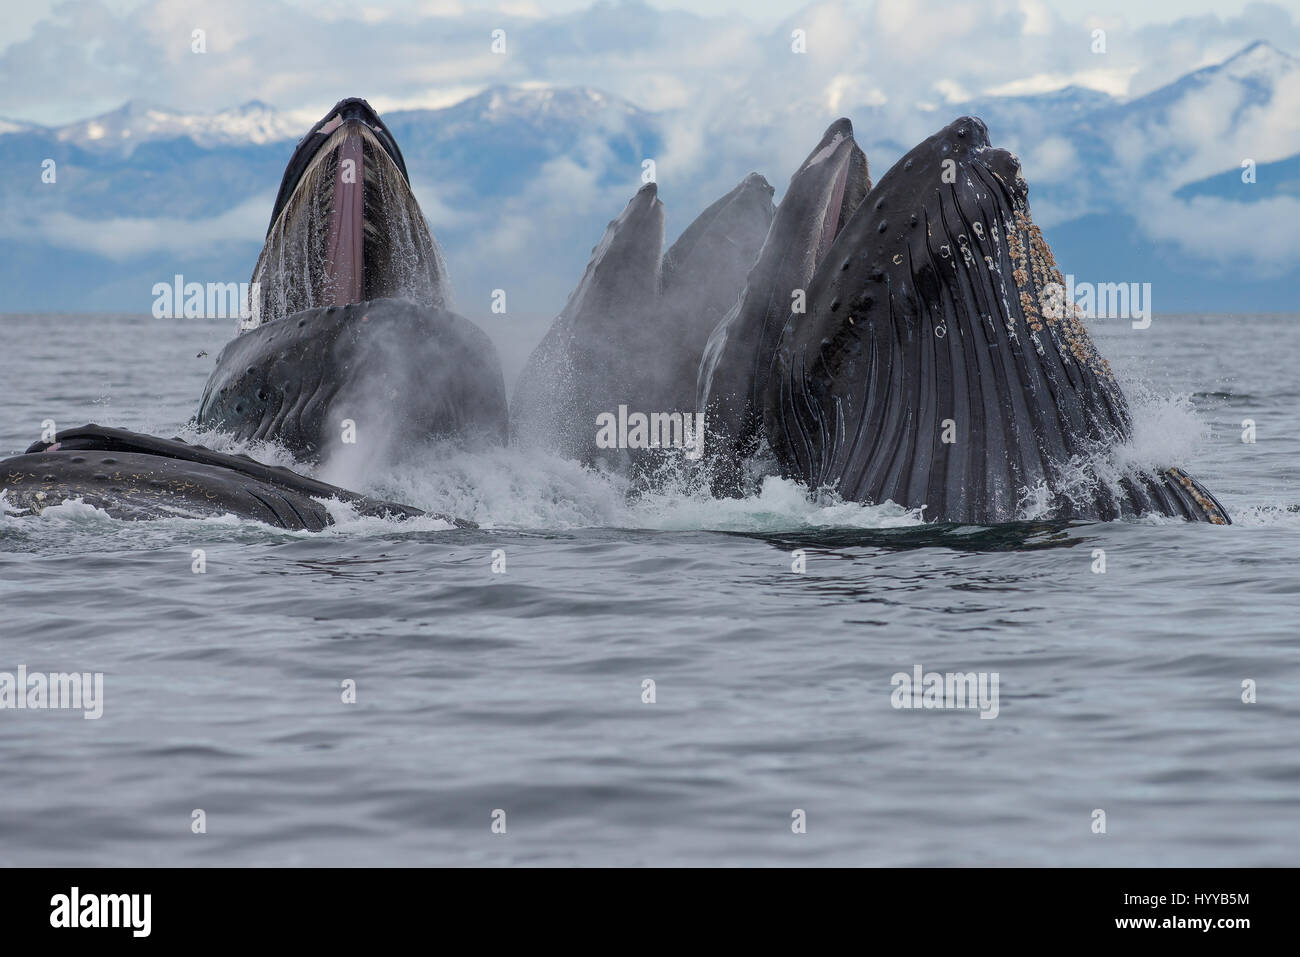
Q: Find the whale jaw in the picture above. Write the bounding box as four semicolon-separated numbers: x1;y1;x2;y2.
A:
697;117;871;491
249;100;449;330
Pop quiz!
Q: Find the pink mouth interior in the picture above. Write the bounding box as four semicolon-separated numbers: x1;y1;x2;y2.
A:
324;125;366;306
816;146;851;265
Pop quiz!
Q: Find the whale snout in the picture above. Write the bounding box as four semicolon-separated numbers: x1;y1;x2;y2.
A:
937;115;991;149
983;146;1029;201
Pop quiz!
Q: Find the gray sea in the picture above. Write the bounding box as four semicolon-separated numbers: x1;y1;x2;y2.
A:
0;311;1296;867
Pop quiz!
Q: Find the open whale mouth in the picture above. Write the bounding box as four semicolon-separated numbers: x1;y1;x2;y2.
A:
266;98;409;235
693;117;871;487
249;98;448;328
808;118;871;269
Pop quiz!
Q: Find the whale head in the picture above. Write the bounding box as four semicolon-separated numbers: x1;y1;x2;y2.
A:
761;116;1213;523
697;117;871;485
247;97;449;329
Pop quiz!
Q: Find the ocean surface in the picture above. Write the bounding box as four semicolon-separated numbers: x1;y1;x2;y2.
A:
0;311;1296;867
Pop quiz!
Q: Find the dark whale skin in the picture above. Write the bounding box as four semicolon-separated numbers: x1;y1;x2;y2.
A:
512;176;774;470
196;299;508;461
765;116;1229;525
510;183;665;466
659;172;777;409
2;424;470;530
699;118;871;491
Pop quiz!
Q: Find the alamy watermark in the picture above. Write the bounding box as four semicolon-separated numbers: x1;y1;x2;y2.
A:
595;406;706;460
50;887;150;937
0;665;104;719
890;664;999;719
1040;274;1151;329
152;274;260;324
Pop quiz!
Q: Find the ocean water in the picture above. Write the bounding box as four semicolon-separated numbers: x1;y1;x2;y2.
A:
0;311;1296;867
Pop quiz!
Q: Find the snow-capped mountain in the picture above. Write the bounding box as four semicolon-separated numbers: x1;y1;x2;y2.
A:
0;43;1296;315
384;86;660;197
415;85;651;129
1073;40;1299;188
1;86;654;160
31;100;306;156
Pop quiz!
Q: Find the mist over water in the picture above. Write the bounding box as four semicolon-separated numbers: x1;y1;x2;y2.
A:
0;312;1297;866
511;177;773;472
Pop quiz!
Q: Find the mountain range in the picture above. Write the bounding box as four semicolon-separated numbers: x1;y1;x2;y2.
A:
0;41;1295;316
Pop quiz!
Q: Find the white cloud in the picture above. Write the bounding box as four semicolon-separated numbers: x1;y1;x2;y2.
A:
0;0;1288;128
984;66;1138;97
1136;192;1300;276
825;75;887;114
1;0;1298;295
2;195;272;259
934;79;971;103
1023;135;1078;182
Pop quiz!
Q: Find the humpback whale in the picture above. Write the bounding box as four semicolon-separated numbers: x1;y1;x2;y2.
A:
2;97;490;530
196;298;508;462
196;97;508;460
754;117;1228;524
699;118;871;492
3;99;1229;531
0;425;463;530
512;174;775;470
251;97;448;326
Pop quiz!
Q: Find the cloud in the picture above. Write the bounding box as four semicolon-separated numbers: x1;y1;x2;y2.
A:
1135;191;1300;277
6;0;1296;129
1;194;272;259
2;0;1298;303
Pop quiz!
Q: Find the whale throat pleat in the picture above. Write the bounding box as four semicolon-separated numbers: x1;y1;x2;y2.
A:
767;117;1230;524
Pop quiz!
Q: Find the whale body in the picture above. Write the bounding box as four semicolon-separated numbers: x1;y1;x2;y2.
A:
512;175;775;471
750;117;1229;524
1;425;463;530
198;97;508;461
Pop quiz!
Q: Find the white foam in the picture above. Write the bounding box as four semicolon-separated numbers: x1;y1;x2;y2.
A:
329;441;926;532
1;372;1266;535
1114;385;1212;470
9;496;117;524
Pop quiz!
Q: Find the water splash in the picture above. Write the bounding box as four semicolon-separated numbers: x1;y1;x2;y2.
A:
5;361;1283;536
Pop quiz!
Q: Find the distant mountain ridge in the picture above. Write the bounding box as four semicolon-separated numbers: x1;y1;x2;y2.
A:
29;99;305;155
1;42;1296;314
